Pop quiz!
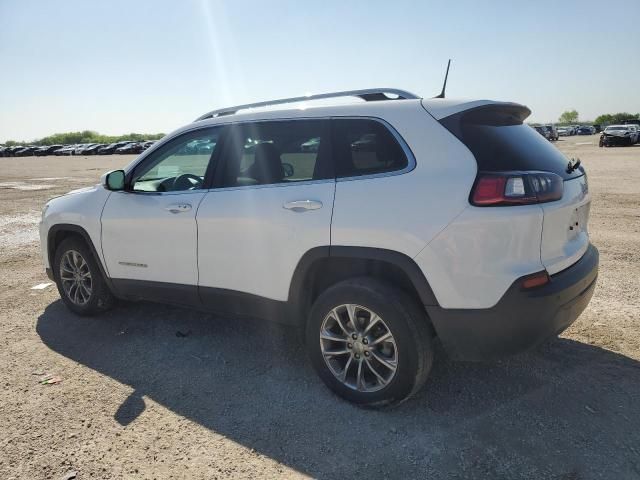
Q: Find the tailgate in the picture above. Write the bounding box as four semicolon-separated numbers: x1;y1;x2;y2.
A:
540;174;590;275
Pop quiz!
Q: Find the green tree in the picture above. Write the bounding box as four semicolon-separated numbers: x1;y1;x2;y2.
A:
558;110;579;124
594;114;613;125
2;131;165;146
594;112;639;126
610;112;638;124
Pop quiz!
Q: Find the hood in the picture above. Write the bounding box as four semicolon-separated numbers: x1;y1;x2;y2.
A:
66;185;99;196
603;130;629;137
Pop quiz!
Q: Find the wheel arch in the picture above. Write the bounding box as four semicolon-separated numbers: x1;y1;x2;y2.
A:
47;224;115;293
288;246;439;328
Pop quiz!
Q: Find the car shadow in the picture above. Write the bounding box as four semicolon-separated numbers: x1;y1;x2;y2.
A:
37;300;640;478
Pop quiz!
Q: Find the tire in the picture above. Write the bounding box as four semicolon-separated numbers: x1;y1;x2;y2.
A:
305;277;434;407
53;236;115;316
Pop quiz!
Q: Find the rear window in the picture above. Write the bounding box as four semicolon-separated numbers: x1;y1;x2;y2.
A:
332;119;409;178
440;105;582;180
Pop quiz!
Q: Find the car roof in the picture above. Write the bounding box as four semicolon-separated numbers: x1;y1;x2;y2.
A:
188;96;526;130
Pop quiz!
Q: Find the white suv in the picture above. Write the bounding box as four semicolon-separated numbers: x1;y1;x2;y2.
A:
40;88;598;406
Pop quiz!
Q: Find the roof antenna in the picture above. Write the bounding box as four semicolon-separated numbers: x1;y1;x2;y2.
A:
434;59;451;99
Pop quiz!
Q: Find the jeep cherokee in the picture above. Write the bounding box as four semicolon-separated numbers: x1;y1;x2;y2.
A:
40;88;598;406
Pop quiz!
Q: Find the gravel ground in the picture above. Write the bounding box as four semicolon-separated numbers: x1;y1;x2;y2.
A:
1;138;639;479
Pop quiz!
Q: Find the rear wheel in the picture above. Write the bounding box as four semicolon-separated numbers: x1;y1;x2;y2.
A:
53;237;115;315
306;278;433;407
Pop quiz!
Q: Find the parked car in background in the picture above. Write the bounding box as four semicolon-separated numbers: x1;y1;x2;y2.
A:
73;143;96;155
627;125;639;144
13;146;39;157
3;146;22;157
54;145;81;156
35;145;64;156
557;126;571;136
577;126;593;135
593;124;602;133
0;146;9;157
141;140;156;151
98;141;134;155
599;125;636;146
543;125;558;141
80;144;106;155
301;137;321;152
115;142;152;154
533;125;550;140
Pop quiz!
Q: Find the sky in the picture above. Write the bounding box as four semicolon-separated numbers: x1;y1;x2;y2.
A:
1;0;639;142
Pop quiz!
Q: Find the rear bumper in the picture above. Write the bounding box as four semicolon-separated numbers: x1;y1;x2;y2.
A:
427;244;599;361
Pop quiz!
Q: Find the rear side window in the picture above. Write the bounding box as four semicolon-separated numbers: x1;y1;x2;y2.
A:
440;105;582;180
220;119;332;187
332;119;408;178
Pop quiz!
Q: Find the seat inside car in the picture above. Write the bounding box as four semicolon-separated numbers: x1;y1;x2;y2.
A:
246;143;284;184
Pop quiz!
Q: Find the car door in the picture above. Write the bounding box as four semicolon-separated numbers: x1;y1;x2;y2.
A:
101;126;224;304
196;119;335;313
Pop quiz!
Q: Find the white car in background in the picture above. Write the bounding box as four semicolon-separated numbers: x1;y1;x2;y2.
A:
39;88;599;406
557;127;571;136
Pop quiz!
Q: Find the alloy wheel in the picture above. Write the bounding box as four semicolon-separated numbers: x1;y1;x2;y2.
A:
320;304;398;392
59;250;93;305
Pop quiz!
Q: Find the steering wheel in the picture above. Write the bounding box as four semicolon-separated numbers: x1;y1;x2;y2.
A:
172;173;203;191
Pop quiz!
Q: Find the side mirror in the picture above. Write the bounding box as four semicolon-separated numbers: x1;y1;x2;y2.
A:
101;170;125;191
282;162;294;178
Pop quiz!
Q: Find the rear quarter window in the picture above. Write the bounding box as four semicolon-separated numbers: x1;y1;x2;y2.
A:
332;119;409;178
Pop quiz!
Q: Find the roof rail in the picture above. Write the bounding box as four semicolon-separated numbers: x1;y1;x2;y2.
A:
195;88;421;121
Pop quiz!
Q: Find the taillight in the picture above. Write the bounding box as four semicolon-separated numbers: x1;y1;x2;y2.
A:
471;171;563;206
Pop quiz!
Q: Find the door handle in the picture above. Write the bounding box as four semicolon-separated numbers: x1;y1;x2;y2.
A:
283;200;323;212
165;203;192;214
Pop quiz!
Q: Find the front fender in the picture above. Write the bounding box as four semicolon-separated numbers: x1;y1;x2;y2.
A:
40;185;111;275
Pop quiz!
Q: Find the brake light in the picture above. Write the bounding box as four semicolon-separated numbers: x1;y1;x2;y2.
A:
471;171;563;206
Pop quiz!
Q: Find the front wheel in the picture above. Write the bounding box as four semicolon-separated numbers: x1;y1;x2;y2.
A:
53;237;115;315
306;278;434;407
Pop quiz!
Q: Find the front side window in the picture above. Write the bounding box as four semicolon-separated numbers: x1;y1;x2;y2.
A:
332;118;409;178
220;120;331;187
132;127;222;192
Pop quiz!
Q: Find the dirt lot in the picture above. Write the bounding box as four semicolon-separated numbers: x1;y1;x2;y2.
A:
1;138;639;479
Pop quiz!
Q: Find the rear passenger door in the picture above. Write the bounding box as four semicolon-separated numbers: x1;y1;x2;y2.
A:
197;119;334;308
330;118;415;253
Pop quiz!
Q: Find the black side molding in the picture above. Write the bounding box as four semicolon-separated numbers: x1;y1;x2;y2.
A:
329;246;439;306
288;245;439;308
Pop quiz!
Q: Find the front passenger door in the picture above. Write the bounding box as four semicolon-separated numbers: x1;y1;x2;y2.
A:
101;127;224;304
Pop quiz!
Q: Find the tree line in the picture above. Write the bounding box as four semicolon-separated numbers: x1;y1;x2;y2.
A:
2;130;165;146
558;110;639;125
